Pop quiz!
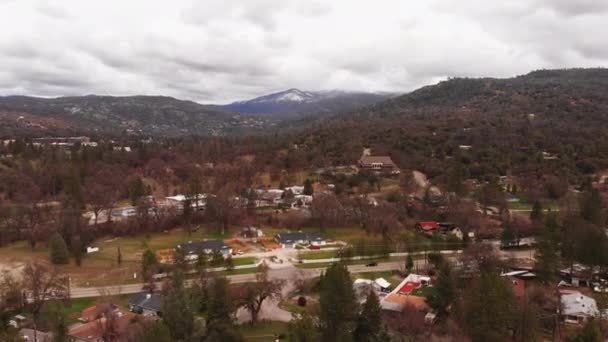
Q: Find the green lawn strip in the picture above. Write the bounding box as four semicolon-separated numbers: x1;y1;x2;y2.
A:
299;250;339;260
239;320;289;341
232;257;259;266
411;286;437;298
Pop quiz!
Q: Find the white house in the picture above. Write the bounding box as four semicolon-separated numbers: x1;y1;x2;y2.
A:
561;291;599;324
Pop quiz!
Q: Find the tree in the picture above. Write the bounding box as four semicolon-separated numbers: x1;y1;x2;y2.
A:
22;261;69;342
405;255;414;273
319;263;358;341
239;264;285;324
461;271;516;341
225;255;235;272
207;277;233;325
535;215;560;283
580;189;605;227
117;246;122;265
128;176;147;206
163;272;195;341
127;320;172;342
353;290;382;342
530;201;543;222
572;319;602;342
288;313;319;342
514;295;541;342
71;236;83;267
210;250;224;267
311;193;343;233
427;263;455;316
303;178;314;196
141;249;159;292
49;232;70;264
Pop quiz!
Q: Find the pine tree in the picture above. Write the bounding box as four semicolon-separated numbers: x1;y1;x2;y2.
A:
535;215;560;283
530;201;543;222
581;189;605;226
49;233;70;264
163;272;194;340
303;179;314;196
319;263;358;341
225;255;234;271
572;319;602;342
353;290;382;342
406;255;414;273
207;277;233;324
427;263;455;316
117;246;122;265
141;249;158;278
71;236;83;267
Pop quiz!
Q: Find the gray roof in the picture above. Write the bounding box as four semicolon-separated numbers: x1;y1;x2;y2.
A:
561;292;598;317
129;292;164;312
176;240;230;254
275;232;324;244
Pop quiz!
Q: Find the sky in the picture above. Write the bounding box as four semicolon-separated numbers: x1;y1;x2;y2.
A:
0;0;607;103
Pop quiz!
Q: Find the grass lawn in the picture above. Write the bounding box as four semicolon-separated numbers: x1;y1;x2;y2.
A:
232;257;258;266
411;286;437;298
299;250;339;260
239;320;289;341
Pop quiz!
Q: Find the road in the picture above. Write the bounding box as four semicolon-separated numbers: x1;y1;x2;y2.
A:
69;248;533;298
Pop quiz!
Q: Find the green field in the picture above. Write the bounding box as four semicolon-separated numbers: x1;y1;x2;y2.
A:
239;320;289;341
231;257;258;266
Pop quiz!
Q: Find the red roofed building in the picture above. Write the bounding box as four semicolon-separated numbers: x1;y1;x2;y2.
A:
358;155;396;172
416;221;439;235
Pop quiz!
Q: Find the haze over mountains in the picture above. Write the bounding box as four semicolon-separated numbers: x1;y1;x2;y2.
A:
0;68;607;138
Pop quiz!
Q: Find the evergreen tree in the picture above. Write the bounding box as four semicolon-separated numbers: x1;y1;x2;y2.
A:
319;263;358;342
128;177;147;205
225;255;234;271
580;189;605;226
572;319;602;342
163;272;194;340
135;320;172;342
405;255;414;273
303;178;314;196
535;215;560;283
141;249;158;278
501;220;518;248
530;201;543;222
207;277;233;324
117;246;122;265
353;290;382;342
462;271;516;342
49;233;70;264
427;263;455;316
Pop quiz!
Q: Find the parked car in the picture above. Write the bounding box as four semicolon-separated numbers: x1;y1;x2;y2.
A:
366;262;378;267
309;245;321;250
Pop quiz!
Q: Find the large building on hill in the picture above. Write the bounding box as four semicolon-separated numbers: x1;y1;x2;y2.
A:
358;155;397;172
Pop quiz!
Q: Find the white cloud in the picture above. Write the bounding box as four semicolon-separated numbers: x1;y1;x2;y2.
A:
0;0;606;103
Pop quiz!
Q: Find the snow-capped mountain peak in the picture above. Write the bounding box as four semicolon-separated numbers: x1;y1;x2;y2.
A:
248;89;315;104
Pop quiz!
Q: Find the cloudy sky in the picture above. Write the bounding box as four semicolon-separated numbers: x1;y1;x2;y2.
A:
1;0;606;103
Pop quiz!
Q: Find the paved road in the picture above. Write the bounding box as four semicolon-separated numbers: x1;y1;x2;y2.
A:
70;247;533;298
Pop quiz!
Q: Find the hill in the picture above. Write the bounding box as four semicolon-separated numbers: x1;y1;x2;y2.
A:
214;88;395;118
290;68;608;183
0;95;271;137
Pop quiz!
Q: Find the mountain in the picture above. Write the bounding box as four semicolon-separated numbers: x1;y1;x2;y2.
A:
291;68;608;172
215;88;396;117
0;95;271;137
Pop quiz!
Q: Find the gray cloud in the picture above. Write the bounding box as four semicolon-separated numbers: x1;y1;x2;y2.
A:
0;0;606;103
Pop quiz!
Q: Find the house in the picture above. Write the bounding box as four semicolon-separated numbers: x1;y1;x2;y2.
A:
165;194;207;211
358;155;396;172
256;190;284;207
284;186;305;195
560;290;599;324
438;222;463;239
416;221;439;235
375;278;392;293
175;240;232;260
380;274;431;312
129;292;164;317
68;309;136;342
81;303;119;322
275;232;325;249
241;226;264;238
286;195;313;209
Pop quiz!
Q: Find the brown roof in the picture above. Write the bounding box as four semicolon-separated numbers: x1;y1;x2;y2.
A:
384;294;430;311
358;156;395;165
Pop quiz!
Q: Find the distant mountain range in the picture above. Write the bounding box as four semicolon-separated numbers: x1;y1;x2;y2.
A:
0;95;271;137
213;88;397;117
